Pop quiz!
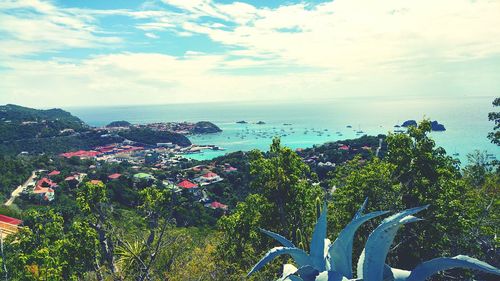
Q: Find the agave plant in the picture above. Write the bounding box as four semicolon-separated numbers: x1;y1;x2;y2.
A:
248;199;500;281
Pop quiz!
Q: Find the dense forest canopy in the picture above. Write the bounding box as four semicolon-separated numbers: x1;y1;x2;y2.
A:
0;100;498;280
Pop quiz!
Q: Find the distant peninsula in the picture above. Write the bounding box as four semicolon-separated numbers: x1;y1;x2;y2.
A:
0;104;225;155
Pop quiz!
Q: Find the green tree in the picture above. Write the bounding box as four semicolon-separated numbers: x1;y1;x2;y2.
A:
115;186;173;281
2;210;98;280
488;97;500;146
328;120;491;280
249;138;323;240
217;139;324;279
77;181;120;281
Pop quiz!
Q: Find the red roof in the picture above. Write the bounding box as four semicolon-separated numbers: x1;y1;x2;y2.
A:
0;215;22;226
36;178;57;188
108;173;122;179
210;201;228;210
202;172;219;178
65;176;75;181
33;187;54;194
177;180;197;189
60;150;100;158
339;145;350;151
48;170;60;176
224;166;238;172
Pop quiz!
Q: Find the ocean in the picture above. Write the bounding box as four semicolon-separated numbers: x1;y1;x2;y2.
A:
66;96;499;165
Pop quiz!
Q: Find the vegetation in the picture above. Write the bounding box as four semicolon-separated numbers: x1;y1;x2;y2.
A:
488;97;500;146
0;100;498;280
248;200;500;281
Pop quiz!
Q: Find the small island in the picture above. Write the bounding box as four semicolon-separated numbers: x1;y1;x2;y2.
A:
401;120;445;131
256;121;266;125
106;120;131;128
431;120;446;131
193;121;222;134
236;120;248;124
401;120;417;127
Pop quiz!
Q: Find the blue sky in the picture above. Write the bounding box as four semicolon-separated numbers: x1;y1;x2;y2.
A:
1;0;499;107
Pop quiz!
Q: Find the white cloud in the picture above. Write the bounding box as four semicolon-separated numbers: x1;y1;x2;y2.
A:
1;0;500;107
145;32;160;39
0;0;121;56
147;0;500;75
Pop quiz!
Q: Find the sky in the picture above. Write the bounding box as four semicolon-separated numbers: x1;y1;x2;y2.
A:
0;0;499;107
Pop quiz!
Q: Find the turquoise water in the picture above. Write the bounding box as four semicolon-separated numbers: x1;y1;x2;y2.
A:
67;96;499;164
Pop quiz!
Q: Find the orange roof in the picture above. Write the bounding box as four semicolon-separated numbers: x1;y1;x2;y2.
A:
177;180;197;189
33;187;54;194
36;178;57;188
48;170;60;176
108;173;122;179
90;180;103;185
203;172;219;178
210;201;228;210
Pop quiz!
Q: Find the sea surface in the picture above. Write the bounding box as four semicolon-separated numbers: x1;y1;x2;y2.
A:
66;96;499;165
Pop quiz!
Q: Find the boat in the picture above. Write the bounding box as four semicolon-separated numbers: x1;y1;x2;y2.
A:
346;125;352;128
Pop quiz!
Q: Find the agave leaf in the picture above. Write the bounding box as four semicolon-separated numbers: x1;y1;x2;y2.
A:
285;276;305;281
261;228;296;248
278;264;299;281
293;265;320;281
383;265;411;281
354;198;369;219
357;204;429;281
310;203;328;270
358;215;422;280
406;255;500;281
329;210;389;278
248;247;311;276
315;271;349;281
324;239;331;264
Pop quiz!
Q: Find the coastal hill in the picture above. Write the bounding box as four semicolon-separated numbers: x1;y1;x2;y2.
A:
0;104;84;125
106;120;131;128
193;121;222;134
0;104;87;142
0;105;192;155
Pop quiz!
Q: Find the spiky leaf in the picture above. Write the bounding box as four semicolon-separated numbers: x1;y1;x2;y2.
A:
328;210;388;277
357;205;429;281
248;247;311;276
261;228;296;248
315;271;349;281
310;203;328;270
406;255;500;281
278;264;299;281
294;265;320;281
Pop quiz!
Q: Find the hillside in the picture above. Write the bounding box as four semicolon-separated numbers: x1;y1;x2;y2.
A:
0;104;86;143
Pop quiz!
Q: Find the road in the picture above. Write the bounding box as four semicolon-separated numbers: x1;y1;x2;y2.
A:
4;171;36;206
